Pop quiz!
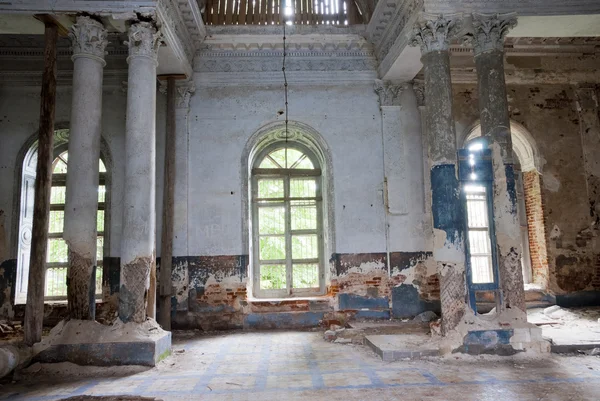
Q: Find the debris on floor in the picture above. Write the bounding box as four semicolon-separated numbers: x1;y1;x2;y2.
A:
528;306;600;353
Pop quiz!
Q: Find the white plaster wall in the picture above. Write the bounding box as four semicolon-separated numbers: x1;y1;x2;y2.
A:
187;79;421;257
0;84;166;259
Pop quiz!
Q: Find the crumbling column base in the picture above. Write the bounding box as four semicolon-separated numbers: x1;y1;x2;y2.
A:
33;319;171;367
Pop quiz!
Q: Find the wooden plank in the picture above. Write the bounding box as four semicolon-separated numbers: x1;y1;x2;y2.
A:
238;0;247;24
218;0;225;24
347;0;359;24
212;0;220;25
318;0;324;24
204;0;212;24
261;0;267;24
337;0;343;24
24;19;57;346
266;0;273;25
226;0;234;24
158;77;176;331
294;0;300;24
274;0;280;24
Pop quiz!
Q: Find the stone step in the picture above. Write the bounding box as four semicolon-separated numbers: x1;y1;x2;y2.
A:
365;334;440;361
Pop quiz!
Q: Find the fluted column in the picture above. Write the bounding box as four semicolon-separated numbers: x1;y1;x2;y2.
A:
411;15;467;334
64;16;108;320
119;21;161;323
470;13;526;318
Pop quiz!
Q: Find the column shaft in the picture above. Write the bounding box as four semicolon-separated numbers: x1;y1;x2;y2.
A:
412;15;468;334
119;22;160;323
472;13;526;316
64;16;108;320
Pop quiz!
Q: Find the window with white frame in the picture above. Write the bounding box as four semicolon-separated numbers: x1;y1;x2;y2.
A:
16;131;108;303
251;144;324;297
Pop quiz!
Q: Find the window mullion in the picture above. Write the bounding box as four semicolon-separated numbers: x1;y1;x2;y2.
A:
284;175;292;295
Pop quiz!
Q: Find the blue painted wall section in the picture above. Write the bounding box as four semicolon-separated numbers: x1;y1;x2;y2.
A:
430;164;463;246
338;293;391;319
391;284;440;318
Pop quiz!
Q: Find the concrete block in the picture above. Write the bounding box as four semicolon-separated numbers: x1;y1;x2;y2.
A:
34;319;171;367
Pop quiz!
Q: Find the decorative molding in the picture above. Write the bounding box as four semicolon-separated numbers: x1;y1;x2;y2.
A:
69;16;109;64
410;14;462;53
466;13;518;56
195;71;377;86
374;79;404;106
376;0;423;63
423;0;600;17
176;80;195;109
0;70;129;87
412;79;424;106
126;21;162;63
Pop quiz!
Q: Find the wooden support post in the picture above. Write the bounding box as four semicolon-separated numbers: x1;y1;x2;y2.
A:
158;76;177;330
24;19;58;346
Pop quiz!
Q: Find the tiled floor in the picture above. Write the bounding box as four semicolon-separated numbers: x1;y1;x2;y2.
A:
2;330;600;400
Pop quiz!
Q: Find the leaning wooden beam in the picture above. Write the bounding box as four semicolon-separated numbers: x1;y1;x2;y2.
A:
24;17;59;346
157;75;179;330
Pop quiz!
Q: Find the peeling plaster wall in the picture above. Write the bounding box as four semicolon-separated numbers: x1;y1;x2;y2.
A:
454;83;599;295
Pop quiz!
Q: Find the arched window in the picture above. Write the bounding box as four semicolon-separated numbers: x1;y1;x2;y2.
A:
251;144;324;297
15;129;108;303
462;121;548;289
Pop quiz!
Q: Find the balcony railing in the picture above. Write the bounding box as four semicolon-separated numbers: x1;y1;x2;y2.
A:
203;0;361;25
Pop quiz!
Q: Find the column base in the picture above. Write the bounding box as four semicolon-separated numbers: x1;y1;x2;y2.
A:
33;318;171;366
439;309;551;355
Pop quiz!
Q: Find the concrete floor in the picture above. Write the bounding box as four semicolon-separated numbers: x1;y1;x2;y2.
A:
1;330;600;400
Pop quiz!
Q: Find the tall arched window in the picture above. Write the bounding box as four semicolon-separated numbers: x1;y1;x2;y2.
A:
251;144;324;298
15;129;109;303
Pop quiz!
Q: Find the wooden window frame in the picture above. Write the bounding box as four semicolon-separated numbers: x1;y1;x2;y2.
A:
251;143;326;298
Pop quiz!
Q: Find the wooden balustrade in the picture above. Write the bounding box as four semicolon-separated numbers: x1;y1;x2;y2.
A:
204;0;361;25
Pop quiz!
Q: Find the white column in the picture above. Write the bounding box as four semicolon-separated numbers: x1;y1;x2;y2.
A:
64;16;108;320
119;21;161;323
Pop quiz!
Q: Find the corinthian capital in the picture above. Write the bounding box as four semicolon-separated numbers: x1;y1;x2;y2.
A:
176;80;196;110
69;16;108;63
126;21;162;63
469;13;518;56
374;79;403;107
410;14;462;54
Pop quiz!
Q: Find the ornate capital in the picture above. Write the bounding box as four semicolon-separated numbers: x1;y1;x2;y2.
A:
469;13;518;56
410;14;462;54
69;16;108;64
374;79;403;107
126;21;162;63
176;80;196;110
412;79;425;107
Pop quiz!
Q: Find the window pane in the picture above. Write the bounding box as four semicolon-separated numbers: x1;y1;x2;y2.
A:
468;230;491;255
97;210;105;232
53;160;68;174
293;264;319;288
292;235;318;259
260;264;286;289
285;148;303;168
99;159;106;173
48;210;64;233
97;236;104;261
259;236;285;260
269;149;287;168
290;178;316;198
98;185;106;203
259;157;279;169
258;179;284;198
45;267;67;297
50;186;66;204
466;196;488;228
294;156;314;169
47;238;68;263
95;265;103;295
259;206;285;235
471;256;494;283
291;204;317;230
